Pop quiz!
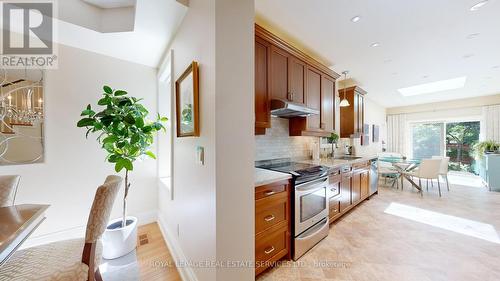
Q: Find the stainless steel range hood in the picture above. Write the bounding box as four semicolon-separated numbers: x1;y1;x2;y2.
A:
270;99;319;118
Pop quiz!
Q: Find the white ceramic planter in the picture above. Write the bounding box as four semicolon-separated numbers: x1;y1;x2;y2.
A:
102;216;138;260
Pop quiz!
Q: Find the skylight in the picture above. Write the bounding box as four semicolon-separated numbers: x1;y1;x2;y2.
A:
398;76;467;96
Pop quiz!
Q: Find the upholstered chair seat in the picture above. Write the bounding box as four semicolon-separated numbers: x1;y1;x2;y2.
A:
0;239;102;281
0;176;122;281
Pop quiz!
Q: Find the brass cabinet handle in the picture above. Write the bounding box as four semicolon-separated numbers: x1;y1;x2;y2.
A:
291;92;294;101
264;246;275;255
264;215;275;222
264;191;276;196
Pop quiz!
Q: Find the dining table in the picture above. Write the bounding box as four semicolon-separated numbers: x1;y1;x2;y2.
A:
379;157;422;194
0;204;50;267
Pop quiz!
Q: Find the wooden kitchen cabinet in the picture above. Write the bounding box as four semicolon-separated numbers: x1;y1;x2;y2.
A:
321;75;336;133
254;24;339;136
289;68;337;136
255;36;272;134
340;170;352;212
255;179;292;276
270;46;290;102
339;86;367;138
289;57;306;104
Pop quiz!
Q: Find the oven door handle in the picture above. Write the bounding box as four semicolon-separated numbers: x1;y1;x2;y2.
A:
295;177;328;192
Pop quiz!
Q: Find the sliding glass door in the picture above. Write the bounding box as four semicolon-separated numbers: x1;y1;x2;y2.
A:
410;121;480;173
411;123;444;160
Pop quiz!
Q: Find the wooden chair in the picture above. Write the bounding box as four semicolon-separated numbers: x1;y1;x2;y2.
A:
0;175;21;207
0;175;122;281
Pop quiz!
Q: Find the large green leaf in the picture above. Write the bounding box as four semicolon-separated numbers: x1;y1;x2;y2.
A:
103;86;113;94
114;90;128;96
77;118;95;127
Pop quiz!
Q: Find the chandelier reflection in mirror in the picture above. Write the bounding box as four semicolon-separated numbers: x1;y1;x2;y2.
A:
0;68;44;165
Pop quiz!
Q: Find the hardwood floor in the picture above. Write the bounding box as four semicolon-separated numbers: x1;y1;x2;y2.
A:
136;223;181;281
258;176;500;281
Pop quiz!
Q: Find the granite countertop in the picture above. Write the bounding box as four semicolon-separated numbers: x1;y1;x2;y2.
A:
299;155;378;169
255;168;292;187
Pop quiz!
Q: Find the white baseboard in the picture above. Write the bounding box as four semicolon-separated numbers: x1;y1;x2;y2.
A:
157;211;198;281
22;210;158;249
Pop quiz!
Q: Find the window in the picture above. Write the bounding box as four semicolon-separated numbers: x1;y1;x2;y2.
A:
410;121;480;173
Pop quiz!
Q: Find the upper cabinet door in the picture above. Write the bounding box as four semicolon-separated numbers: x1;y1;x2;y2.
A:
255;36;271;129
288;57;306;105
306;66;322;131
270;46;290;101
321;75;335;132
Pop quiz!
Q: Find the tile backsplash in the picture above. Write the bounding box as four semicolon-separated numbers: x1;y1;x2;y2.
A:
255;117;318;161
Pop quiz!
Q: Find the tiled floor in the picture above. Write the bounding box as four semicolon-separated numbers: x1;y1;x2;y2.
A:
258;176;500;281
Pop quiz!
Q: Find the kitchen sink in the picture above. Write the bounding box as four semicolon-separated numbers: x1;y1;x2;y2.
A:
335;156;362;160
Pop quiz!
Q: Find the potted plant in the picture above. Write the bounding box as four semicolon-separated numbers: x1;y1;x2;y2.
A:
77;86;167;259
473;140;500;158
327;132;339;158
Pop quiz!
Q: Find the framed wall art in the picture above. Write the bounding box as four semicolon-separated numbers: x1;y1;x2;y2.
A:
175;61;199;137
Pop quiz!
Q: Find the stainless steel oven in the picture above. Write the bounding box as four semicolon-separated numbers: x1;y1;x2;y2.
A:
294;176;329;259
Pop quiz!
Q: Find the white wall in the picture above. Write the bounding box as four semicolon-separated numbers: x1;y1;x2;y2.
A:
157;0;254;280
0;44;159;243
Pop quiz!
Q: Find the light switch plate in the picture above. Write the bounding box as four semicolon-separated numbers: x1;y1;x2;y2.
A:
196;146;204;165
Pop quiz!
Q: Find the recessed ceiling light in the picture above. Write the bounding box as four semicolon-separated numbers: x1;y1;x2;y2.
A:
467;33;480;39
370;42;380;47
422;75;429;79
470;0;488;11
384;59;392;63
398;76;467;96
463;54;474;59
351;16;361;23
392;72;398;75
493;65;500;69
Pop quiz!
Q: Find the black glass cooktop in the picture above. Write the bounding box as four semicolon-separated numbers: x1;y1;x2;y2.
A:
257;161;329;185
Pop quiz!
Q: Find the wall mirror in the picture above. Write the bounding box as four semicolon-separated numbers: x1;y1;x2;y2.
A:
0;69;44;165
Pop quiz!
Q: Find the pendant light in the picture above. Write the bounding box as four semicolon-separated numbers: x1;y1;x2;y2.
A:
339;71;350;107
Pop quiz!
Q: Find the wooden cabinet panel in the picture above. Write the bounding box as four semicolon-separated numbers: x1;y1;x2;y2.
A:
329;197;341;222
321;75;335;132
339;86;367;138
255;192;288;235
270;46;290;102
305;67;322;130
255;180;287;200
360;170;369;199
352;172;361;204
289;57;306;104
255;36;271;130
255;179;291;276
255;224;289;275
340;172;352;212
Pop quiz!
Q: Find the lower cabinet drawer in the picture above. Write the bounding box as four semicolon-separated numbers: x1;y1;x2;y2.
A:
255;224;289;275
255;200;287;234
329;197;341;222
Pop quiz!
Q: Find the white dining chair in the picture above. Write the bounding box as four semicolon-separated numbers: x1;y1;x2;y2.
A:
0;175;122;281
432;156;450;191
404;159;443;197
0;175;21;207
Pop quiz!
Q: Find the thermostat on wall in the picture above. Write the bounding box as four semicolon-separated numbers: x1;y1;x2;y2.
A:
196;146;204;165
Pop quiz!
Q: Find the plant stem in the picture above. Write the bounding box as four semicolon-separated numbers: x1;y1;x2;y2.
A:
122;169;129;228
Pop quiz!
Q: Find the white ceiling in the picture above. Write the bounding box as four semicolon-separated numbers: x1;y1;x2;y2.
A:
82;0;136;9
55;0;187;67
255;0;500;108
